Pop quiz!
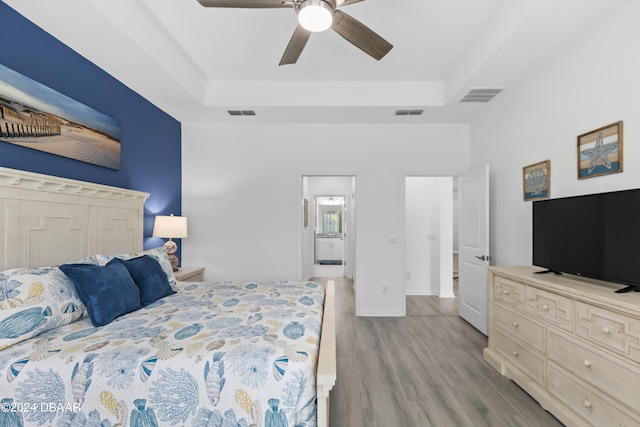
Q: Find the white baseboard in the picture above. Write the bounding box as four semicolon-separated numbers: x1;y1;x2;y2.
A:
357;310;404;317
438;292;456;298
406;291;438;296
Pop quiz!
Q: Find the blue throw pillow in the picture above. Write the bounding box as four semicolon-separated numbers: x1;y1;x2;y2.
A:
111;255;175;306
60;259;142;326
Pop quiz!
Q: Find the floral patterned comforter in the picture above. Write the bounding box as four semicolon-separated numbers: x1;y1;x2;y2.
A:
0;280;325;427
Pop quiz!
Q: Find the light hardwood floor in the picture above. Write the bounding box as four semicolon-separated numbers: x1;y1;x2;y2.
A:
310;277;565;427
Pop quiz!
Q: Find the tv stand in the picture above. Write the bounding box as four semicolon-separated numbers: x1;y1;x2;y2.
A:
484;266;640;426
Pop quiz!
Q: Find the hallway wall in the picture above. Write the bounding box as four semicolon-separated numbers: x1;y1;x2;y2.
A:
182;122;469;316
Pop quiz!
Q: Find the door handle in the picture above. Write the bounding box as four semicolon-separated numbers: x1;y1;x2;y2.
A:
475;255;491;261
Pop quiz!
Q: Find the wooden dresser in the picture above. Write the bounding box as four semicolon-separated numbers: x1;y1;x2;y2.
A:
484;266;640;427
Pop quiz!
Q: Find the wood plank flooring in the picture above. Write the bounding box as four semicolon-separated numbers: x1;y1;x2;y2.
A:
310;277;565;427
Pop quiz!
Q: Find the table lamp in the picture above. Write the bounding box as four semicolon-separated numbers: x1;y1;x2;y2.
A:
152;214;188;271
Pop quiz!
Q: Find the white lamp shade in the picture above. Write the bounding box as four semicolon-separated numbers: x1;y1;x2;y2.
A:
298;0;333;32
152;215;188;239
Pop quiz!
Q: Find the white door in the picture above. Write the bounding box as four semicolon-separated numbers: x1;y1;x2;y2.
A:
458;164;490;335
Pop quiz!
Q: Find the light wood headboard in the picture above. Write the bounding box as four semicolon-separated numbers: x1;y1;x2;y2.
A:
0;166;149;270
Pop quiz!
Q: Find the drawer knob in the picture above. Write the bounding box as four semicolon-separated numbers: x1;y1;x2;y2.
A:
503;290;510;296
583;400;592;409
582;360;592;368
601;326;610;335
512;350;519;357
542;304;549;311
513;322;519;328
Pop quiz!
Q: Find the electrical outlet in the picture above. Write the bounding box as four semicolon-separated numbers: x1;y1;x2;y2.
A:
382;286;388;294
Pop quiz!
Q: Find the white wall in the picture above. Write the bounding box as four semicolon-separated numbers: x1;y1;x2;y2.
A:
182;123;469;316
437;177;454;298
470;1;640;267
405;177;453;297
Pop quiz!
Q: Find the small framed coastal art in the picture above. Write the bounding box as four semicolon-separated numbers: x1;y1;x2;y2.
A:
0;63;121;170
303;198;309;228
577;121;623;179
523;160;550;201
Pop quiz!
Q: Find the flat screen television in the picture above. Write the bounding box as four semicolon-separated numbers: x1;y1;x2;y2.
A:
532;188;640;293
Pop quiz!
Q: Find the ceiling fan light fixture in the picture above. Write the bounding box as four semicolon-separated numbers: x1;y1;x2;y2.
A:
298;0;334;32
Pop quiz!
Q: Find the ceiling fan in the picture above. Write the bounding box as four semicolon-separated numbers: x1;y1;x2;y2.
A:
196;0;393;65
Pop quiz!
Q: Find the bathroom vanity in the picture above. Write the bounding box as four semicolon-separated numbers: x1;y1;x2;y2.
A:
316;235;343;264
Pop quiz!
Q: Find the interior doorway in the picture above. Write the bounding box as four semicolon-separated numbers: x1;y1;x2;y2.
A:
301;176;356;280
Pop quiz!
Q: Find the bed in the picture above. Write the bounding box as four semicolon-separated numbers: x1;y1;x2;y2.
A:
0;166;336;427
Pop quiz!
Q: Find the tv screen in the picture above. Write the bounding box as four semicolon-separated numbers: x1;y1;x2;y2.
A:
533;188;640;292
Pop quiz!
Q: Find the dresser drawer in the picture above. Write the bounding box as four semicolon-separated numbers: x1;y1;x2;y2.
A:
547;363;640;427
494;275;526;309
576;302;640;364
526;286;573;332
495;302;546;352
494;329;545;385
548;329;640;411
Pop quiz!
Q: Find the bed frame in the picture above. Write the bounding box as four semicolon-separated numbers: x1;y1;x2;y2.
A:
317;279;336;427
0;166;336;427
0;166;148;270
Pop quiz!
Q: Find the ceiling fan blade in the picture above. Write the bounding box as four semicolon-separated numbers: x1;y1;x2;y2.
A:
332;10;392;60
197;0;284;8
340;0;366;5
279;25;311;65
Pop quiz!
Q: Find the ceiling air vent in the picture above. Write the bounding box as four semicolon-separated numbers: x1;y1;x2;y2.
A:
395;109;424;116
227;110;256;116
459;88;503;103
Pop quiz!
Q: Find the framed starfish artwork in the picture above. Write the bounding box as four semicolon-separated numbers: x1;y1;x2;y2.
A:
578;121;623;179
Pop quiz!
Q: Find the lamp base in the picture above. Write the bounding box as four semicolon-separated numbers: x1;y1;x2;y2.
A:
167;253;179;272
163;239;179;271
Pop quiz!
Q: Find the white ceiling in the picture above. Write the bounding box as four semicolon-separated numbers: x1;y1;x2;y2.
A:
4;0;630;124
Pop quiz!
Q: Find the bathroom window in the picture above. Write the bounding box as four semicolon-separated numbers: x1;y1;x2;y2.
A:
323;212;340;233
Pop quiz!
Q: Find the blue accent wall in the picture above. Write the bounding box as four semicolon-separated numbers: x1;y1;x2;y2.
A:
0;2;183;257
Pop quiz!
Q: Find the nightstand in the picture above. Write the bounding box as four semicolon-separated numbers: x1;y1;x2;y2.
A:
173;267;205;282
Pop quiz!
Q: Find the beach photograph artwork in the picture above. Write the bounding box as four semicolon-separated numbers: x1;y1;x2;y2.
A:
0;63;121;170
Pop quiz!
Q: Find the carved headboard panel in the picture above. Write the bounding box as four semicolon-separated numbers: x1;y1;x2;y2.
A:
0;167;149;270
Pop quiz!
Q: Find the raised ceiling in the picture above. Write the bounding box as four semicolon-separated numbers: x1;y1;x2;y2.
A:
4;0;630;123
